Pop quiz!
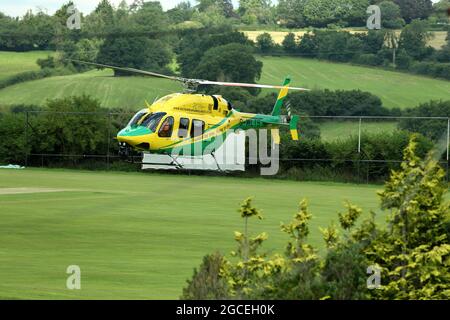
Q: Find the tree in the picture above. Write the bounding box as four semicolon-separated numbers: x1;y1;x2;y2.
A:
379;1;405;29
367;136;450;299
97;36;173;75
297;32;319;57
181;252;230;299
128;1;169;34
198;0;235;17
398;19;433;60
193;43;263;94
167;2;194;24
336;0;369;27
255;32;275;53
239;0;274;24
399;100;450;141
430;0;450;24
222;197;275;298
303;0;338;27
282;33;297;53
393;0;433;23
277;0;306;28
32;96;109;156
177;29;253;77
362;30;386;54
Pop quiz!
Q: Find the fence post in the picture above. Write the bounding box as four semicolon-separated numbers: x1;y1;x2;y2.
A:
107;112;111;170
447;118;449;184
358;117;362;153
357;118;362;183
24;111;28;167
447;118;449;162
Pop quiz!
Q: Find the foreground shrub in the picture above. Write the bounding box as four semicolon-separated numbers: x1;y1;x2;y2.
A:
182;137;450;299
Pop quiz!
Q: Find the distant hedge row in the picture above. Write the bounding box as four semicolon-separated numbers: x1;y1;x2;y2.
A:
0;66;75;90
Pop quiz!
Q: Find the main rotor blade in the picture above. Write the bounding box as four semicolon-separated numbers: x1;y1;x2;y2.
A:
67;60;310;91
67;59;183;81
198;80;310;91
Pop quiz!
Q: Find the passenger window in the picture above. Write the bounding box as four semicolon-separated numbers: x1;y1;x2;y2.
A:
158;116;174;138
191;119;205;137
178;118;190;138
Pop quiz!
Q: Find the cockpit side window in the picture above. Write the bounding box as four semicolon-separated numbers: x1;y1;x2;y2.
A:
141;112;166;132
127;109;148;127
158;116;174;138
178;118;190;138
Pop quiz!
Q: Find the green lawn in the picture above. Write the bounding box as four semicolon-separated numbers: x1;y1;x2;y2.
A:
0;168;385;299
0;51;52;81
319;121;398;141
0;53;449;110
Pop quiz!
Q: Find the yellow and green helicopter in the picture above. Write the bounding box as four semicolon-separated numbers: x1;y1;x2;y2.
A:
71;60;309;166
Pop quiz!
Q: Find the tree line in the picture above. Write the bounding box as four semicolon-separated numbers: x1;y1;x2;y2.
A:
1;1;448;88
255;22;450;80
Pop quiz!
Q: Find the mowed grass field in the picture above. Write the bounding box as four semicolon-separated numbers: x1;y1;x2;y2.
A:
260;56;450;109
0;51;52;81
0;53;449;110
0;168;386;299
318;121;397;141
0;69;178;109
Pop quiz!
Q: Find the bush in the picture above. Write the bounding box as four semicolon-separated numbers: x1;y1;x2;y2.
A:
409;61;450;80
395;49;413;69
399;100;450;141
181;252;230;300
282;33;297;53
0;67;74;90
354;53;383;66
0;113;28;164
286;89;389;117
255;32;276;53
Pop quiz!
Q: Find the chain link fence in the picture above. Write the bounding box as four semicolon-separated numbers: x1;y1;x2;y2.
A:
15;111;450;183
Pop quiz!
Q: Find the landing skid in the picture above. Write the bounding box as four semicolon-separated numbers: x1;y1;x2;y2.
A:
210;151;223;172
124;150;225;172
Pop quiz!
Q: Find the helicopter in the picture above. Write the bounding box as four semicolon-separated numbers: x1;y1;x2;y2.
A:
70;60;309;168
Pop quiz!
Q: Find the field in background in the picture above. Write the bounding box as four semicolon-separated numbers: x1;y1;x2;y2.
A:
244;30;448;49
1;53;449;110
0;69;178;108
259;56;450;109
318;121;397;141
0;51;52;81
0;168;384;299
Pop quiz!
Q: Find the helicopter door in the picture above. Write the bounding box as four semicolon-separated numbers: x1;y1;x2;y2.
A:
158;116;174;138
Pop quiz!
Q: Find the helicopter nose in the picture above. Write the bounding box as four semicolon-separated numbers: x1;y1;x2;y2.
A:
117;126;152;146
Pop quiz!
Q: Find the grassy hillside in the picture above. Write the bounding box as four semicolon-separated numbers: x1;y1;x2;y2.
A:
0;51;52;81
0;53;448;110
0;168;384;299
259;56;450;109
0;69;179;109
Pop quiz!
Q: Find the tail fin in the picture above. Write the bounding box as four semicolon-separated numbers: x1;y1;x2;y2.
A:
271;77;291;116
290;115;299;141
